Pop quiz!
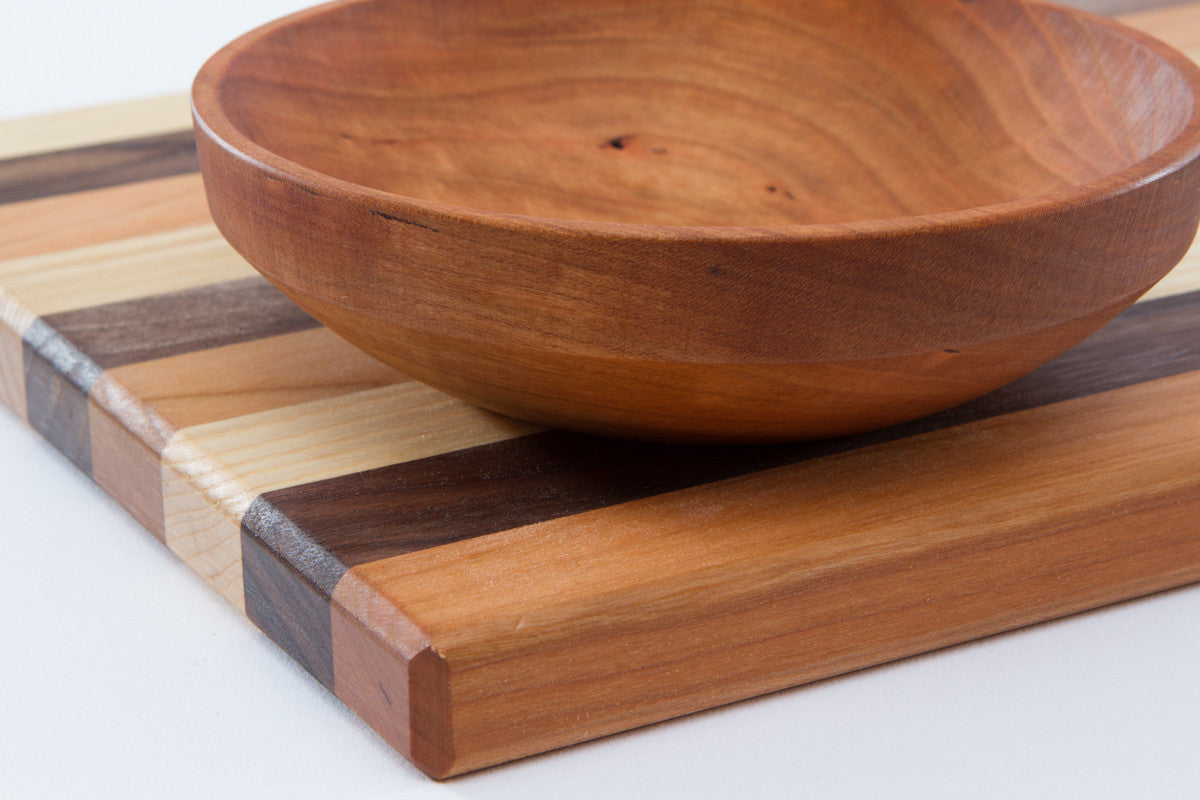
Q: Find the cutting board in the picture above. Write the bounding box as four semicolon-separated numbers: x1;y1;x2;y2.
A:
4;2;1200;778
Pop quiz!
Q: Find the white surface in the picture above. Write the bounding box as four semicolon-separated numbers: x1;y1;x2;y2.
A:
4;3;1200;797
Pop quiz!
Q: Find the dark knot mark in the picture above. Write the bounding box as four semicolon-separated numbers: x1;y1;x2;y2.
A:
338;132;402;145
604;136;667;154
368;208;440;233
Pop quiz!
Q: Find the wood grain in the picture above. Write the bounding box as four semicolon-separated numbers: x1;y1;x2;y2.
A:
0;130;198;205
259;289;1200;571
40;277;317;370
193;0;1200;441
22;319;102;473
124;317;415;609
0;0;1199;782
145;330;523;611
160;448;248;610
203;0;1194;225
1144;234;1200;299
84;329;389;543
0;175;215;432
18;278;320;535
0;292;29;419
243;527;336;691
89;395;167;538
171;383;541;522
338;370;1200;775
0;226;256;317
0;173;212;261
330;598;415;758
0;94;190;160
157;382;540;612
107;327;403;431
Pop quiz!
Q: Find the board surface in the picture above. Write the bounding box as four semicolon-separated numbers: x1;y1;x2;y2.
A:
3;1;1200;779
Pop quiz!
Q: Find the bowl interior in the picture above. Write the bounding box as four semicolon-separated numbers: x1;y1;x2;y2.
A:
213;0;1193;226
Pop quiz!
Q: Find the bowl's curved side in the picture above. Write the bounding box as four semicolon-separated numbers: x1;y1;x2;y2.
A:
190;0;1200;442
191;111;1200;442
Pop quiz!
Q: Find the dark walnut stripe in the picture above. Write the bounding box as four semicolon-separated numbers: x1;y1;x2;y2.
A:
22;277;316;476
242;531;336;691
38;277;319;370
247;289;1200;596
0;130;198;205
22;319;104;474
240;503;343;689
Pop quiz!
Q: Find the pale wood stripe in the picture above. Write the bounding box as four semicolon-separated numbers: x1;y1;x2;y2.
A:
160;383;542;610
0;290;30;419
160;449;248;610
169;382;542;518
0;225;256;317
0;173;215;424
0;94;192;161
84;325;403;604
0;173;211;261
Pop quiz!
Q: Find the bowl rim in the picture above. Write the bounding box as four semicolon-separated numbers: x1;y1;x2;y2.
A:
191;0;1200;243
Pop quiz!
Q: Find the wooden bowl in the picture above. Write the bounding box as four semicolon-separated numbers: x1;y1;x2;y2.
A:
192;0;1200;443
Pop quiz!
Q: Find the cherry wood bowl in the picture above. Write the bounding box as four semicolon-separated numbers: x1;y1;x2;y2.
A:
192;0;1200;443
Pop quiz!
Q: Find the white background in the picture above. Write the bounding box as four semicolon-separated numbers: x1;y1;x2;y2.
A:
3;3;1200;797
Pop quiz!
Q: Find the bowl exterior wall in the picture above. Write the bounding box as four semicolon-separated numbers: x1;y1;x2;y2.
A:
193;124;1200;442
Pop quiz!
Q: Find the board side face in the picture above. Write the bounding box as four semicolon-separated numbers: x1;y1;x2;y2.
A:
2;1;1200;778
369;375;1200;773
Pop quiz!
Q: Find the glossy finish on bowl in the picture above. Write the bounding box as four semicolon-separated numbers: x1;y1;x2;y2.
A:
192;0;1200;442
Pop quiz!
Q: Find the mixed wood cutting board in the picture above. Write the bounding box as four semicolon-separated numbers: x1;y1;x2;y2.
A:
4;0;1200;779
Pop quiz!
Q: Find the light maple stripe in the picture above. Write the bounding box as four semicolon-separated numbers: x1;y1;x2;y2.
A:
160;382;542;609
0;94;191;160
0;225;257;317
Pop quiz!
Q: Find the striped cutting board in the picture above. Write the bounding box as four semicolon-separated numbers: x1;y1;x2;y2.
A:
4;2;1200;779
